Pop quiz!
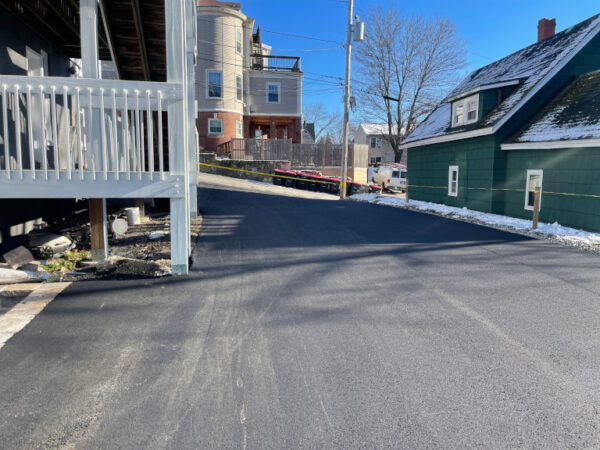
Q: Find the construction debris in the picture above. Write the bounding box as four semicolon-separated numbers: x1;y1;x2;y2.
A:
27;232;75;258
110;218;128;236
96;256;171;278
0;268;30;285
2;246;34;269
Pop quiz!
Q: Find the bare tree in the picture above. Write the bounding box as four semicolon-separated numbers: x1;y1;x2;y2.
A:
303;103;341;143
355;6;466;162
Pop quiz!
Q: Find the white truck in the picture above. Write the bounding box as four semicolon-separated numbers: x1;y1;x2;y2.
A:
372;166;407;192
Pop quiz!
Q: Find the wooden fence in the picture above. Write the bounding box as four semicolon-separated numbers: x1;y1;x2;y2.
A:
216;139;368;169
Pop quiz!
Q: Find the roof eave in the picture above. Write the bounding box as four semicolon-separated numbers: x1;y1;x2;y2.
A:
402;127;494;149
501;138;600;150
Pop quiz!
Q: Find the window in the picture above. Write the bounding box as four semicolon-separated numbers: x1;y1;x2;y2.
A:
207;71;222;98
524;169;543;211
452;94;479;127
208;118;223;135
370;137;382;148
448;165;458;196
267;83;280;103
370;157;382;164
236;28;243;54
236;75;243;102
236;120;243;138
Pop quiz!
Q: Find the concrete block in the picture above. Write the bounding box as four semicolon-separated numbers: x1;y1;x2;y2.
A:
2;246;34;269
0;283;42;297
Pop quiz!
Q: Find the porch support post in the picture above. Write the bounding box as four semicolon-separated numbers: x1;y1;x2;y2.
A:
186;0;198;219
81;0;107;260
166;0;190;274
89;198;108;260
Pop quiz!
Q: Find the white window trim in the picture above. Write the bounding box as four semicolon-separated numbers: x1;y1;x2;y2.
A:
206;69;223;99
266;82;281;104
236;28;243;55
448;165;458;197
370;136;382;148
451;94;479;127
524;169;543;211
208;118;224;136
235;120;243;138
235;74;243;102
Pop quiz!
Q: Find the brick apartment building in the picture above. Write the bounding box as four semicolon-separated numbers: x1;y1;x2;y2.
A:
196;0;303;151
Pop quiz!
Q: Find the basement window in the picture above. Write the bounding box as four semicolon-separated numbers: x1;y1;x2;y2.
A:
524;169;543;211
452;94;479;127
448;165;458;196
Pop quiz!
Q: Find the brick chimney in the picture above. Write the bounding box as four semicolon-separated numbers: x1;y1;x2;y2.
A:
538;18;556;42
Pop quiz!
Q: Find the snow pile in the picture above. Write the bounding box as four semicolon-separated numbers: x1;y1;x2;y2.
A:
349;193;600;249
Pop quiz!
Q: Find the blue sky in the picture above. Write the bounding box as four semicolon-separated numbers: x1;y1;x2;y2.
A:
241;1;599;119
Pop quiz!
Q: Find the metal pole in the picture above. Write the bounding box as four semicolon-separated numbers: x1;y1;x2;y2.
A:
339;0;353;200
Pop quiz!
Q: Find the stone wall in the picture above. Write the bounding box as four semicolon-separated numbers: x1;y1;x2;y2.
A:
198;153;290;183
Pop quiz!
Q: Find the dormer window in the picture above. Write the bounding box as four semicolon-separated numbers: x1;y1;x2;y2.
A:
452;94;479;127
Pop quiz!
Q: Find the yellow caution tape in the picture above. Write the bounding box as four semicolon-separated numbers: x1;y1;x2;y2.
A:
199;163;598;199
406;184;600;198
198;162;353;186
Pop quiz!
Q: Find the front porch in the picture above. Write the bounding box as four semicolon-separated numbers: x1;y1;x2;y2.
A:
246;116;302;143
0;0;197;274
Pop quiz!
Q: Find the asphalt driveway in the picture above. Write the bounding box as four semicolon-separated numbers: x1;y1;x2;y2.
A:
1;175;600;448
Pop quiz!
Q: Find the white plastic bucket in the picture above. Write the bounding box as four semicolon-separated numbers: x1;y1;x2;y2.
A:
125;207;141;225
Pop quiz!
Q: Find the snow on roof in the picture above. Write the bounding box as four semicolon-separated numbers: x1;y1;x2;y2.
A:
514;70;600;142
359;123;400;135
403;13;600;146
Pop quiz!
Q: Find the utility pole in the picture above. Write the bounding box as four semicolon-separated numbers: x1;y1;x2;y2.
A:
339;0;353;200
340;1;364;199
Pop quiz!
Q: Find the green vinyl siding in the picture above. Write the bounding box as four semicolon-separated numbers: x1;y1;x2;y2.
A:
478;90;498;121
407;135;496;213
406;34;600;233
499;147;600;232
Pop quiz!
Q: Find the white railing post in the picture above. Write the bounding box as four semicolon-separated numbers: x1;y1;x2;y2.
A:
186;0;198;219
166;0;190;275
81;0;108;260
1;85;9;179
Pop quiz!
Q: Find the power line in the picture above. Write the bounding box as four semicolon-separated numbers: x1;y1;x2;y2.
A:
194;55;344;87
260;29;344;46
196;16;344;46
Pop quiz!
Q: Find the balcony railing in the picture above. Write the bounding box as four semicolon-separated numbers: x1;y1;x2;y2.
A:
0;75;185;198
251;54;301;73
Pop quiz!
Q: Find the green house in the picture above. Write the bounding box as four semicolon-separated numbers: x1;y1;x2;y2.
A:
402;15;600;232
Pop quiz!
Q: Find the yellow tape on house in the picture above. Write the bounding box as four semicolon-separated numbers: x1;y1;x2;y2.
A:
406;184;600;198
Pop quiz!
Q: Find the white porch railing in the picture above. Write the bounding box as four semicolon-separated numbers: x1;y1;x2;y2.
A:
0;75;185;199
